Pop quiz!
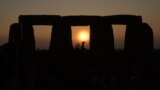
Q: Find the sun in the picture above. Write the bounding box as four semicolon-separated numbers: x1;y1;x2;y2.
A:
78;31;89;42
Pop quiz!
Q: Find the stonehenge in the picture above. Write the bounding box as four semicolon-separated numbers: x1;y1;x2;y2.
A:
16;15;153;55
0;15;155;90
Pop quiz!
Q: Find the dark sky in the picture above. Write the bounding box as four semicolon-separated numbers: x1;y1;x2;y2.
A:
0;0;160;49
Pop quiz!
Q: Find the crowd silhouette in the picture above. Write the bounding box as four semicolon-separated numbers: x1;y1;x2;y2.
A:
1;15;160;90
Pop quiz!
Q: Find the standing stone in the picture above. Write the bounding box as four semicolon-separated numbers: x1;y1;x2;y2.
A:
124;22;153;87
15;24;35;90
90;21;114;55
2;23;21;90
21;24;35;55
125;22;153;54
9;23;22;43
125;23;141;53
50;20;73;53
140;23;153;53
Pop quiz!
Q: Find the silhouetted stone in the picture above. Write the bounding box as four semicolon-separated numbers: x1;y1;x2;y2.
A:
90;18;115;89
102;15;150;89
49;18;65;52
140;23;153;53
9;23;22;43
91;18;114;55
103;15;142;24
19;15;62;53
125;22;153;53
125;23;141;52
124;22;153;89
1;23;22;90
2;14;155;90
21;24;35;55
63;16;101;26
62;23;73;52
19;15;61;25
50;19;73;53
13;23;35;90
140;23;154;87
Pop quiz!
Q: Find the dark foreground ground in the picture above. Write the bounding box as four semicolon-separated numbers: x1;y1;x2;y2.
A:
1;49;160;90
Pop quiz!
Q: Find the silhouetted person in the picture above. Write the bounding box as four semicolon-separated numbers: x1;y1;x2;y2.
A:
81;41;86;50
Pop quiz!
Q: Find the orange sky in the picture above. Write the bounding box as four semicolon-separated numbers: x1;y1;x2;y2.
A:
0;0;160;49
33;26;52;49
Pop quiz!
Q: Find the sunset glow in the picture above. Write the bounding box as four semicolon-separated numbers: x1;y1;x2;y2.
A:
33;25;52;49
112;25;126;49
78;31;89;42
71;26;90;49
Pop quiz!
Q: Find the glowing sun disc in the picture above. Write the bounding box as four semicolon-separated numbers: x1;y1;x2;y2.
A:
78;31;89;42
